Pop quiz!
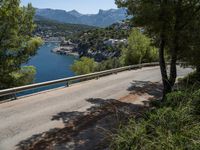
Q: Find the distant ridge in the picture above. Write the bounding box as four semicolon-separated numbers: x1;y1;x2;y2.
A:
35;8;129;27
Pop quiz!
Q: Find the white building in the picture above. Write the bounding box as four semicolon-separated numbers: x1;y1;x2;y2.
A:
103;39;128;46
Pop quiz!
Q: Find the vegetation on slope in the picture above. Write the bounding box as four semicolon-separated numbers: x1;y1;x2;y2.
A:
121;29;158;65
109;1;200;149
71;29;158;75
69;20;132;61
34;18;97;38
111;73;200;150
71;57;97;75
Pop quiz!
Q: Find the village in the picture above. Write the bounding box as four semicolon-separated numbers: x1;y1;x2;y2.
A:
50;38;127;57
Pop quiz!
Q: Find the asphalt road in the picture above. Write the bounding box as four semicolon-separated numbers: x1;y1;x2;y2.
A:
0;66;193;150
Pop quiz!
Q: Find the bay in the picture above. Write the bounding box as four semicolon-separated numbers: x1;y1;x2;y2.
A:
20;42;77;95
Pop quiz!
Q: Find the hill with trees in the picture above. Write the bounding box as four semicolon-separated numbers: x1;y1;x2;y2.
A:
69;20;133;62
34;17;97;39
71;28;159;75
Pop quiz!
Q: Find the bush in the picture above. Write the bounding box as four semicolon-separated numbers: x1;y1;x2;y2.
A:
96;57;123;71
71;57;124;75
163;91;190;109
178;71;200;88
111;88;200;150
11;66;36;87
121;29;158;65
71;57;97;75
191;89;200;117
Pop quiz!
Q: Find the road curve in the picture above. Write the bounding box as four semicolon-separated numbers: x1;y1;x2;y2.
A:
0;66;193;150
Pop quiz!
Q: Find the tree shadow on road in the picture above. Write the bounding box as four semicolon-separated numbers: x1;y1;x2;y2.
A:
119;80;163;106
16;98;149;150
128;80;163;98
16;80;162;150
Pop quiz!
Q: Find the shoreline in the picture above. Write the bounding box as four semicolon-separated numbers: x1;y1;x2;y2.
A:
44;41;61;43
52;47;79;57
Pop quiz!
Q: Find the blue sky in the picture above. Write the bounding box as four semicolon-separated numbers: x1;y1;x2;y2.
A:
21;0;117;14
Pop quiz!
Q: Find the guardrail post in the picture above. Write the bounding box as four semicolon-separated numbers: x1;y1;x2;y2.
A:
13;88;18;100
66;82;69;87
139;64;142;69
13;93;17;100
113;71;117;74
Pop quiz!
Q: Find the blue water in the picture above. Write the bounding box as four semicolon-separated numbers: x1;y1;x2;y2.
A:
26;42;76;83
20;42;77;95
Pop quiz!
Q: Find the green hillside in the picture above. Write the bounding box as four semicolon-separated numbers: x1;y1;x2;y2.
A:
34;17;97;38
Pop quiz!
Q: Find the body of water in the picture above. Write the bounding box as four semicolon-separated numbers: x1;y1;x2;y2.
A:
26;42;77;83
20;42;77;95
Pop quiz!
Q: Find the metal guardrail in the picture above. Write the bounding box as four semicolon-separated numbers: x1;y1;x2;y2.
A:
0;62;160;98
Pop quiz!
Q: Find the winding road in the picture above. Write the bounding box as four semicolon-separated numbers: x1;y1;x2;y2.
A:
0;66;193;150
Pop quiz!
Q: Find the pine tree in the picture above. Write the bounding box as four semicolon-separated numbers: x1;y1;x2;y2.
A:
0;0;43;89
116;0;200;98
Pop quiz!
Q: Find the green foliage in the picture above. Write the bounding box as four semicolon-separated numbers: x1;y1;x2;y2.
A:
192;89;200;116
25;37;43;55
72;57;125;75
122;29;158;65
0;0;42;89
35;18;96;38
178;12;200;71
144;46;159;63
111;88;200;150
69;21;132;60
96;57;123;71
163;91;189;109
178;71;200;89
116;0;200;95
71;57;97;75
11;66;36;87
111;71;200;150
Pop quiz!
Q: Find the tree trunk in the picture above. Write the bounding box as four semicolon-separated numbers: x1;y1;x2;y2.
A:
169;2;181;89
159;34;171;99
169;43;178;88
158;0;173;99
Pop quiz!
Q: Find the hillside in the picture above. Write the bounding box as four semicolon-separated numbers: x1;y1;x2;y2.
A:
35;8;129;27
34;18;97;40
68;21;133;61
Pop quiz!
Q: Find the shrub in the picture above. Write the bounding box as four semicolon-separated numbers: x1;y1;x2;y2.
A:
121;29;158;65
163;91;190;109
11;66;36;87
111;89;200;150
178;71;200;88
71;57;97;75
96;57;123;71
191;89;200;117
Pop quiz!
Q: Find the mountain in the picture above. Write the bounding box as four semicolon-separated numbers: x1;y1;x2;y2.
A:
35;8;129;27
68;10;83;17
36;9;78;24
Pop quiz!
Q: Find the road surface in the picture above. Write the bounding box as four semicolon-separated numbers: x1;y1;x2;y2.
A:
0;66;193;150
